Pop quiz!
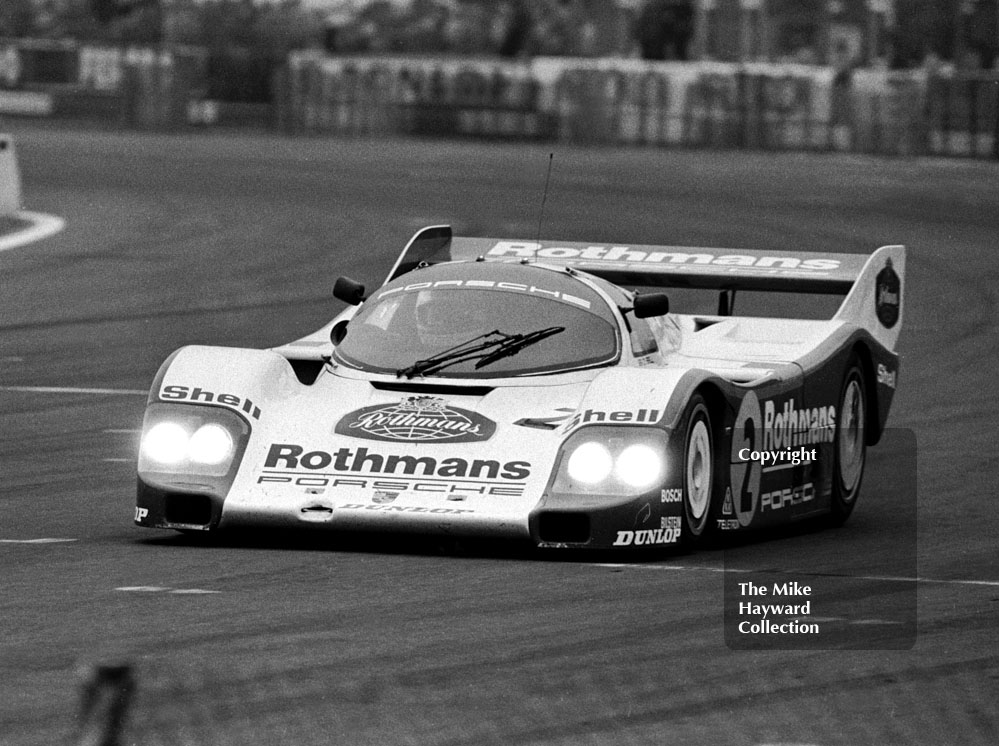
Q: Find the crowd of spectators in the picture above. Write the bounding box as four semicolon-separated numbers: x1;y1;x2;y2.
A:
323;0;638;59
291;0;999;70
0;0;995;70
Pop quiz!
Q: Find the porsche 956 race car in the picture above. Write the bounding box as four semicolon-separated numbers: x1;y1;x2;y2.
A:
136;226;904;551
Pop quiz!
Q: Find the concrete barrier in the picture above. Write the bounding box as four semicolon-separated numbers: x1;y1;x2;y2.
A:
0;135;67;252
0;135;22;214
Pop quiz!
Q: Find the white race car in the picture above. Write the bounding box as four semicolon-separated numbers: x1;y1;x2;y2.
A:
136;226;904;550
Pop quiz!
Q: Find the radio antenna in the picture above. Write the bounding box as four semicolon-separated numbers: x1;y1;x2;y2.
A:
534;152;554;247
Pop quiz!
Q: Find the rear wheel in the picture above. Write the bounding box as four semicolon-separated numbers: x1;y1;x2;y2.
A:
830;358;867;524
681;395;715;547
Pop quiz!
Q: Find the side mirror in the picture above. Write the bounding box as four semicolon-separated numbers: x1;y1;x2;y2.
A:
633;293;670;318
333;276;365;305
330;319;348;345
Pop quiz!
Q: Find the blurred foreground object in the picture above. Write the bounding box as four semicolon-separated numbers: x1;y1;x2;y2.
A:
74;664;136;746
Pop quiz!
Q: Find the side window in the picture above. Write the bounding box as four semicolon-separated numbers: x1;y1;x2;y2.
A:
364;298;401;330
629;315;659;357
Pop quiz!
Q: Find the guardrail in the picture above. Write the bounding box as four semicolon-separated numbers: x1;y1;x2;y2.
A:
2;38;997;159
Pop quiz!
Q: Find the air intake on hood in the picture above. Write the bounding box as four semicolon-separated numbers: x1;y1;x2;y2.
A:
370;381;494;397
514;416;562;430
515;408;574;430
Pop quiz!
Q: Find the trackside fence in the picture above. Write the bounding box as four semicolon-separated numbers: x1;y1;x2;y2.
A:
278;55;999;159
274;57;551;140
2;39;998;158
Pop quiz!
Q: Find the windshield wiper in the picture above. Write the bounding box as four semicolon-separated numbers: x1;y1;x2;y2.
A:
472;326;565;369
396;327;564;379
397;330;510;379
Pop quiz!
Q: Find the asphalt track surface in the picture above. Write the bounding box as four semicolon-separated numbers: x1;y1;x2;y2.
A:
1;125;997;745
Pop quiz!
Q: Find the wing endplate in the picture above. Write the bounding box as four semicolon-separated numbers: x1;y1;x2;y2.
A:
831;244;905;352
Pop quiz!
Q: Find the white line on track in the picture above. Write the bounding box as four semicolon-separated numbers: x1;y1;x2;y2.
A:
0;538;77;544
116;586;220;594
102;458;133;463
0;211;65;253
0;385;146;395
594;563;999;588
783;616;901;626
852;573;999;588
104;429;141;433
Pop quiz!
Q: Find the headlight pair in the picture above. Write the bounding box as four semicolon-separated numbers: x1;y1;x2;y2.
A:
143;422;233;467
554;426;668;494
138;404;248;478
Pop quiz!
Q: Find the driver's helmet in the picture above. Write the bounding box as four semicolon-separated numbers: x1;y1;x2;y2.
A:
415;290;492;348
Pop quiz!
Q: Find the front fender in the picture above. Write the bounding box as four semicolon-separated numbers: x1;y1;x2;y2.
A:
136;346;304;531
148;345;302;415
562;367;711;434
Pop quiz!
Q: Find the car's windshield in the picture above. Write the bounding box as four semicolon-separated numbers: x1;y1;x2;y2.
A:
334;268;619;378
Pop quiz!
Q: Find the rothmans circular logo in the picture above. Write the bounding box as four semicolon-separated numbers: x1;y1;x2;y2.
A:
335;396;496;443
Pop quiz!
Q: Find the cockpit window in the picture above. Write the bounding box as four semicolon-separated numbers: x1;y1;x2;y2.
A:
333;267;620;378
628;314;659;357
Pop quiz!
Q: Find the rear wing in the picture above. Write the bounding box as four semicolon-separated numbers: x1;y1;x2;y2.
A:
385;226;905;350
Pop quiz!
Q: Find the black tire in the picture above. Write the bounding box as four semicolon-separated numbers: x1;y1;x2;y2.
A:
680;394;716;547
829;357;867;524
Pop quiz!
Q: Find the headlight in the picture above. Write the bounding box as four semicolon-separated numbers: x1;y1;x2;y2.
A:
615;443;662;488
142;422;189;465
188;424;234;465
566;442;613;484
553;427;668;495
